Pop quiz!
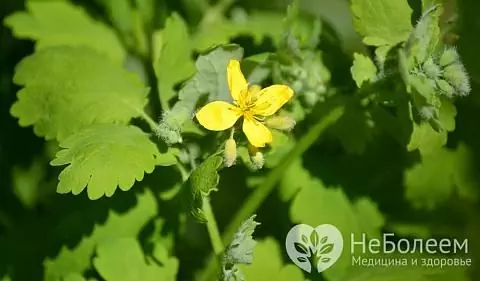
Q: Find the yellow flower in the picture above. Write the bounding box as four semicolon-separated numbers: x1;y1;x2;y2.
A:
195;60;294;147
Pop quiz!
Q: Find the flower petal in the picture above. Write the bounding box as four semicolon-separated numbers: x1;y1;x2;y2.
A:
242;116;273;147
252;85;294;116
196;101;241;131
228;60;248;102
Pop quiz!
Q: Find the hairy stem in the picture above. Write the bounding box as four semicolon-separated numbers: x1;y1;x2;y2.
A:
200;105;345;281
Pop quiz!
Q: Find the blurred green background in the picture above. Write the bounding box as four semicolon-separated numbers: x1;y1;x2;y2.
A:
1;0;480;281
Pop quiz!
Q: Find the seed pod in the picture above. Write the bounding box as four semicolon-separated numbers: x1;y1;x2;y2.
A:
265;115;296;131
224;138;237;168
439;47;459;67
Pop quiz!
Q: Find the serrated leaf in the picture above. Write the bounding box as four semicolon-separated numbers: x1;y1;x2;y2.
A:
155;13;195;106
4;1;124;61
405;144;478;210
179;44;244;103
93;237;178;281
11;46;147;142
351;53;377;88
351;0;413;46
187;155;224;222
290;180;384;280
239;238;304;281
44;189;157;280
223;215;260;266
51;124;176;199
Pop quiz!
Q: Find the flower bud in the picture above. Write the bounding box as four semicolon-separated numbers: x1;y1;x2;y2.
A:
443;63;471;96
248;145;264;170
436;79;455;98
423;58;441;79
265;115;296;131
419;106;436;120
439;47;459;67
224;138;237;167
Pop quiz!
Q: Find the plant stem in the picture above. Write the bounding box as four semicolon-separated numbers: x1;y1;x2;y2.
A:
138;109;158;132
203;196;225;255
200;105;345;281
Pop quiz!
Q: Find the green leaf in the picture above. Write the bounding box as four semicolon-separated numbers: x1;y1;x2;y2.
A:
51;124;176;199
93;237;178;281
290;180;384;281
12;157;48;209
405;143;478;210
187;155;224;222
223;215;260;267
193;12;284;51
155;13;195;107
64;273;88;281
44;189;158;280
4;1;125;62
350;0;413;46
238;238;304;281
179;44;244;103
11;46;147;142
351;53;378;88
95;0;133;42
329;100;375;154
278;159;311;202
407;122;447;155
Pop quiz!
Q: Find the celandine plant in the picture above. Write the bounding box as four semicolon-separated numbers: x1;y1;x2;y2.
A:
1;0;478;280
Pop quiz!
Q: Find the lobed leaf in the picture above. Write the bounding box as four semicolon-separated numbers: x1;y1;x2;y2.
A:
351;53;378;88
155;13;195;107
4;1;124;62
11;46;147;142
51;124;177;199
93;237;178;281
351;0;413;46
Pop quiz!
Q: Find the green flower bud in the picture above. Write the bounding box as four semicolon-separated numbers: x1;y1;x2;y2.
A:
224;138;237;168
443;63;471;96
419;106;436;120
423;57;442;79
436;79;455;98
439;47;459;67
303;91;318;107
248;145;264;170
265;115;296;131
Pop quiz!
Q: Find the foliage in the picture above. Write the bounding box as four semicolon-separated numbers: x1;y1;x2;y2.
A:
1;0;479;280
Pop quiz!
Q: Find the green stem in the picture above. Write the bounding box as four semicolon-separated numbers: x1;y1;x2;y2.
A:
200;105;345;281
203;196;225;255
138;109;158;132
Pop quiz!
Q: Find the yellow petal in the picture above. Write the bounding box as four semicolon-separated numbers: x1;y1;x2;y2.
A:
228;60;248;102
252;85;294;116
195;101;241;131
242;116;273;147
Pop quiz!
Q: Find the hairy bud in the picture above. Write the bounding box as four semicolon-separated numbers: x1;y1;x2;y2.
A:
443;63;471;96
248;145;264;170
423;58;442;79
265;115;296;131
439;47;459;67
224;138;237;168
436;79;455;98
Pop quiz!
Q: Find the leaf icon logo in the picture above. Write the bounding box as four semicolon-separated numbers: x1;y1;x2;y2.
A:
285;224;343;273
